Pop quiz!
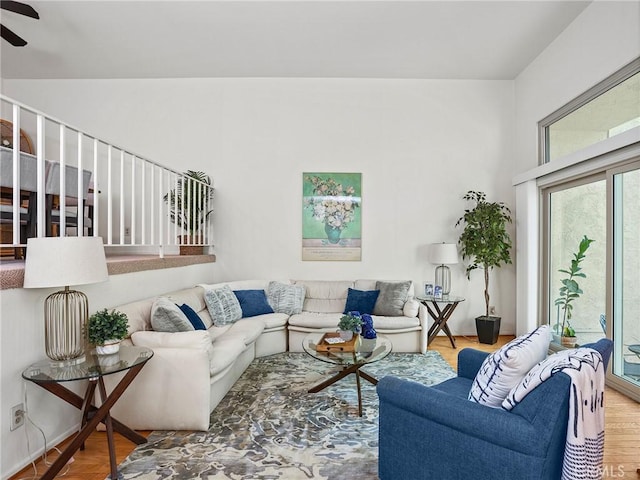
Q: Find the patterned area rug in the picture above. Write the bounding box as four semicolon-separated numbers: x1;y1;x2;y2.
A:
114;351;455;480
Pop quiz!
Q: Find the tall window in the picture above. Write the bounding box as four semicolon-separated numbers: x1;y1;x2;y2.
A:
540;58;640;401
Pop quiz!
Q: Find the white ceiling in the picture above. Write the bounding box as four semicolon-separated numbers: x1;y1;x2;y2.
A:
0;0;591;80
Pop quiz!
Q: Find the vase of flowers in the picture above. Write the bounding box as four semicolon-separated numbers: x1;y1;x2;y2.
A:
304;175;360;244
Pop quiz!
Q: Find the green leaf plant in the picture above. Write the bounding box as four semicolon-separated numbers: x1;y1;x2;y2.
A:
87;309;129;345
554;235;594;338
456;191;513;318
163;170;214;236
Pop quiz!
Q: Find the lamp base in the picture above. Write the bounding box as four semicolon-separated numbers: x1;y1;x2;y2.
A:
45;287;88;363
434;265;451;295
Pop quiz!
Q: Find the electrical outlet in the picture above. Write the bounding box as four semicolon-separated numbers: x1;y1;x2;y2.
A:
125;227;130;236
489;306;496;315
10;404;24;431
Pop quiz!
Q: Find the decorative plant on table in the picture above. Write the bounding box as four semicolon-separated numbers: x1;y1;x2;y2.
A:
554;235;594;347
456;191;512;344
304;174;360;244
164;170;214;254
338;311;363;341
88;309;129;355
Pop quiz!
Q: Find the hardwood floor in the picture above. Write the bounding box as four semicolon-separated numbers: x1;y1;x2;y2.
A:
10;336;640;480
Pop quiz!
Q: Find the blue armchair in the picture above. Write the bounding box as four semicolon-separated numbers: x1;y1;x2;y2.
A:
377;339;613;480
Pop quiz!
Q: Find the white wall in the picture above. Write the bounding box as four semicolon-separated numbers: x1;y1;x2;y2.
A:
513;1;640;334
514;0;640;174
1;77;516;477
3;77;517;328
0;264;214;478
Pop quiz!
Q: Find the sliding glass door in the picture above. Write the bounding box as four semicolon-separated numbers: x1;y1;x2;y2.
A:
544;160;640;401
610;163;640;391
545;176;607;346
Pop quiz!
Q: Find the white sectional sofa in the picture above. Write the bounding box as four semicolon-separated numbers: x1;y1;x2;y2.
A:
104;279;427;431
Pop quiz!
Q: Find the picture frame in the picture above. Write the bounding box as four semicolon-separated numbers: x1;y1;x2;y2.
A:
424;283;434;296
433;285;443;299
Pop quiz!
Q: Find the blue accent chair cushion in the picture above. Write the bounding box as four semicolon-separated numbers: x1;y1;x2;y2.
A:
377;338;613;480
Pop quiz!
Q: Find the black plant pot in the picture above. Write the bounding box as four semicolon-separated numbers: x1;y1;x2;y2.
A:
476;315;501;345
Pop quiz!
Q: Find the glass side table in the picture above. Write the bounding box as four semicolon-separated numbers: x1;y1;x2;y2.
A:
416;295;465;348
22;346;153;480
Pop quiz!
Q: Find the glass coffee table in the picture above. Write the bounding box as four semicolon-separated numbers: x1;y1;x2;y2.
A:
303;332;392;416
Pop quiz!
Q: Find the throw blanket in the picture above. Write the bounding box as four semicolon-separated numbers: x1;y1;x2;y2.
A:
502;348;606;480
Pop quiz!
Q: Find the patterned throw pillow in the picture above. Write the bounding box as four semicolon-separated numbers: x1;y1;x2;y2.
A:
266;281;305;315
373;281;411;316
468;325;551;408
151;297;195;332
204;285;243;326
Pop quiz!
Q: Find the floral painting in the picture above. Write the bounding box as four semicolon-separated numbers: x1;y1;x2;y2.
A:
302;172;362;261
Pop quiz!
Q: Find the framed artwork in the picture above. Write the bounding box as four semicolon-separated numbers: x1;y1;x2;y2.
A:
302;172;362;261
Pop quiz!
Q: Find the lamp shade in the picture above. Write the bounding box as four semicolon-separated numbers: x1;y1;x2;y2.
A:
24;237;108;288
429;243;458;265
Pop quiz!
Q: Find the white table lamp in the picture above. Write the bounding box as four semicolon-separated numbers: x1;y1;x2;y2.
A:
429;243;458;295
24;237;109;364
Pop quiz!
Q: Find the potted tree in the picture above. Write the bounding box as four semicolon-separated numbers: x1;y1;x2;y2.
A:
338;311;363;341
164;170;214;255
88;308;129;355
554;235;594;348
456;191;512;344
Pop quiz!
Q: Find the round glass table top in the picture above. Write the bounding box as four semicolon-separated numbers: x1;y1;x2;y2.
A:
22;346;154;383
417;294;465;303
303;332;392;367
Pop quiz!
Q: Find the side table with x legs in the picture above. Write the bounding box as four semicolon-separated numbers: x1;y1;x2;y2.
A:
417;295;465;348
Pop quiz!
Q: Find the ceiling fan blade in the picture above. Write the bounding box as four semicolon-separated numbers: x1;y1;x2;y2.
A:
0;24;27;46
0;1;39;19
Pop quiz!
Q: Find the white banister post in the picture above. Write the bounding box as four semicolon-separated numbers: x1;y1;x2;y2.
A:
141;160;146;245
119;150;125;245
93;138;99;237
11;105;20;245
107;145;113;244
76;131;83;235
130;155;136;245
36;115;45;238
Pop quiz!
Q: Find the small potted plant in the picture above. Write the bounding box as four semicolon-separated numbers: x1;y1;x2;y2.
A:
555;235;594;348
88;308;129;355
164;170;214;255
456;191;512;344
337;311;363;341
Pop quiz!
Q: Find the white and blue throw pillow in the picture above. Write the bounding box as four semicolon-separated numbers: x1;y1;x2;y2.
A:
204;285;243;326
266;281;305;315
468;325;551;408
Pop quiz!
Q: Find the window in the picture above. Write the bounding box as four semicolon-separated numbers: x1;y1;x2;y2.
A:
539;58;640;164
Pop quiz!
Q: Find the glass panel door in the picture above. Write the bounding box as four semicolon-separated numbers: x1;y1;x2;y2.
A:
546;178;606;346
612;165;640;388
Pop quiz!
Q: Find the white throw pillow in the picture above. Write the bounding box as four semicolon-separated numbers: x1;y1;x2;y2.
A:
150;297;194;332
204;285;243;325
468;325;551;408
267;281;305;315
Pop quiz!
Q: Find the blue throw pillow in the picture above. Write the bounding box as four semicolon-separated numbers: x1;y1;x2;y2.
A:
343;288;380;315
177;303;207;330
233;289;274;318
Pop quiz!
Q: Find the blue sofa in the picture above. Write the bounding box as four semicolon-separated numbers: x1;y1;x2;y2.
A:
377;339;613;480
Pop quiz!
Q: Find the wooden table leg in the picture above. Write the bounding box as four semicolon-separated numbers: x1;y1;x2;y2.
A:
36;363;146;480
79;380;97;451
355;369;363;417
98;378;118;480
308;364;359;393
